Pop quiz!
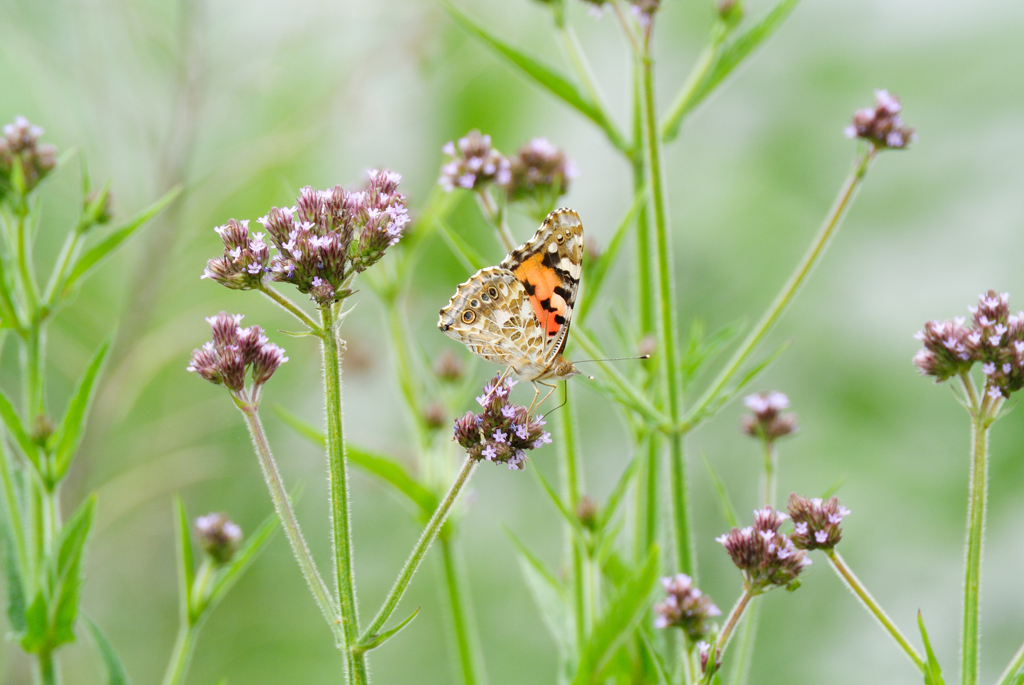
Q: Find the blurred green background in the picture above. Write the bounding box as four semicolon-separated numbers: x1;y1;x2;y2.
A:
1;0;1024;682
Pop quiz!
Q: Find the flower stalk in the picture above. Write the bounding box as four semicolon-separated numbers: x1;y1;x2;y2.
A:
701;587;757;684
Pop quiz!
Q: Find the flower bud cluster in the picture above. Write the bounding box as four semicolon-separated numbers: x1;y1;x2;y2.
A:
914;290;1024;399
653;574;721;642
740;391;797;441
195;512;243;564
438;130;511;192
629;0;661;24
187;312;288;394
844;90;915;150
0;116;58;199
507;138;578;203
716;507;810;591
453;375;552;470
787;494;849;551
203;171;408;306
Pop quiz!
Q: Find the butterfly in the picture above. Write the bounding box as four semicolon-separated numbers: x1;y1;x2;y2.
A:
438;208;584;410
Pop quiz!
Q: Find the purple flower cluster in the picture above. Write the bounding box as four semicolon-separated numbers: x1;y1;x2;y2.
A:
203;171;408;306
740;391;798;442
844;90;915;150
0;116;57;199
453;375;552;471
195;512;243;564
187;312;288;395
716;507;811;591
507;138;578;203
653;574;720;642
787;494;850;551
914;290;1024;399
438;130;511;192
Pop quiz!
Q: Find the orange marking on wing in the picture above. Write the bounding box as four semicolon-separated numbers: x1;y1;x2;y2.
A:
514;254;566;338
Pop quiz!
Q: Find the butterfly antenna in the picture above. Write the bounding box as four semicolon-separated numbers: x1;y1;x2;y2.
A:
540;382;570;421
574;354;651;364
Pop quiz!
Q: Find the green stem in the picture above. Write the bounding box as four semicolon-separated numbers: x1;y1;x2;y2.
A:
762;440;777;509
727;601;760;685
661;23;727;144
160;624;199;685
701;587;757;684
23;325;45;422
558;393;589;646
359;455;477;645
41;231;81;308
237;403;342;637
640;33;692;575
0;441;30;583
14;208;39;314
962;399;997;685
996;639;1024;685
34;650;59;685
260;283;320;330
633;432;658;561
826;549;925;671
475;190;515;254
319;306;364;682
439;537;486;685
683;147;876;432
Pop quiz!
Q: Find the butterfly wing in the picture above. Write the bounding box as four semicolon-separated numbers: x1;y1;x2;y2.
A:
500;208;583;365
438;267;550;377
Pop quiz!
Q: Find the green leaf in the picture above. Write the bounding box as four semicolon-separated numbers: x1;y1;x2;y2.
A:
52;338;111;480
637;630;672;685
0;502;26;633
701;452;739;529
0;390;42;472
206;511;278;612
172;496;195;623
577;186;648;324
49;494;97;647
681;319;744;386
22;592;48;653
596;450;642;534
441;0;628;152
272;403;437;516
358;607;420;652
83;615;131;685
662;0;800;140
532;468;588;548
917;611;946;685
506;529;575;657
571;547;660;685
61;185;181;297
436;216;488;274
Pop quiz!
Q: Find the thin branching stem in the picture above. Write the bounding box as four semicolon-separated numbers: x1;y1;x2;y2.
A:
260;283;320;330
701;587;758;684
440;536;487;685
996;639;1024;685
826;549;925;672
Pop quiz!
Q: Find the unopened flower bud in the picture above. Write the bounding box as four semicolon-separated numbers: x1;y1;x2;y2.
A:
787;494;849;551
423;402;447;430
0;116;57;199
844;90;915;150
195;512;242;564
576;495;598;530
740;391;797;441
697;641;714;673
434;351;465;384
83;188;114;227
653;574;721;642
31;414;54;445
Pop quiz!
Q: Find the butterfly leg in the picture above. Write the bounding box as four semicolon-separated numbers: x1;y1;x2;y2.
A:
528;380;559;415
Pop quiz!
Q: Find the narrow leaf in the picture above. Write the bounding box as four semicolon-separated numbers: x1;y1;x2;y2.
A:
52;339;112;479
577;187;648;324
507;529;574;657
701;452;739;529
21;593;48;653
50;494;97;647
359;607;421;652
596;450;642;534
0;390;42;471
83;615;131;685
61;185;181;296
272;404;437;515
0;505;26;633
441;1;627;151
571;547;660;685
682;319;744;385
532;468;588;548
173;496;195;623
638;630;672;685
436;216;487;274
917;611;946;685
572;328;668;427
207;512;278;611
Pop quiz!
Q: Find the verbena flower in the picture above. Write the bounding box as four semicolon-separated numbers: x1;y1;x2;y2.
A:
629;0;660;25
507;138;577;204
187;312;287;398
787;494;850;551
716;507;810;591
203;171;408;306
0;115;58;200
914;290;1024;398
195;512;243;564
438;130;511;192
453;375;551;470
423;401;447;431
653;574;721;642
434;350;465;384
740;391;798;441
844;90;916;150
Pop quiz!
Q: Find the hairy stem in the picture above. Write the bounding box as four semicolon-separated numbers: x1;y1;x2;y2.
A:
159;624;198;685
238;403;342;636
359;456;477;645
320;306;364;682
702;587;757;684
996;638;1024;685
762;440;777;509
558;392;589;645
260;283;320;330
826;549;925;671
683;147;876;431
34;650;59;685
475;190;515;254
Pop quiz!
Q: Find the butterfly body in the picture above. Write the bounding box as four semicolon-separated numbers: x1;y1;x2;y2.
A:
439;208;583;383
